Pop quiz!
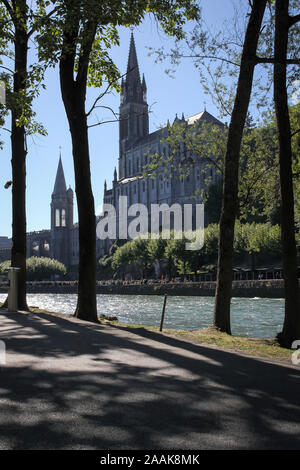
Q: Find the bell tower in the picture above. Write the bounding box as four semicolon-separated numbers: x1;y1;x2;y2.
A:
119;33;149;179
50;153;73;268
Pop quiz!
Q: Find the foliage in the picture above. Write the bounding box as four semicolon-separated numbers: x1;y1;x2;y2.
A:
144;103;300;226
150;0;300;119
35;0;200;128
0;256;66;280
0;1;51;138
0;260;10;275
110;222;284;276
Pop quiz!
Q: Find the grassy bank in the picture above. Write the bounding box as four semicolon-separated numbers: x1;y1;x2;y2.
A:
104;321;292;363
0;302;293;364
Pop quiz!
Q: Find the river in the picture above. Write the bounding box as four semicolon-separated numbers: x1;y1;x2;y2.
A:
0;293;285;338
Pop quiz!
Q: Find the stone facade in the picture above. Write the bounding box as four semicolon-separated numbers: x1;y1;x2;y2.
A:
101;33;222;256
2;33;222;270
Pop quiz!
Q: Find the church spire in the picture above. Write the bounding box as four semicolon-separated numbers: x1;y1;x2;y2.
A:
121;32;145;105
53;153;67;195
126;32;140;84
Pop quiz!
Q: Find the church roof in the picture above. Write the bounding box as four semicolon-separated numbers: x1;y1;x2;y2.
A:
186;110;223;127
126;110;223;149
53;156;67;195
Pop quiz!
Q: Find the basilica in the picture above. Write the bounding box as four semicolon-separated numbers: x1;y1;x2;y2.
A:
0;33;223;270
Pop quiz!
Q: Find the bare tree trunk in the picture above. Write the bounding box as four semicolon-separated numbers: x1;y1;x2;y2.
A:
274;0;300;348
59;19;98;323
213;0;267;333
10;0;29;311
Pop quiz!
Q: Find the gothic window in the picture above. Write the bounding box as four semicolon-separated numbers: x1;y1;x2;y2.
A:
197;169;200;180
128;160;131;175
152;179;155;189
134;184;136;195
136;158;140;172
55;209;60;227
142;181;145;192
61;209;66;227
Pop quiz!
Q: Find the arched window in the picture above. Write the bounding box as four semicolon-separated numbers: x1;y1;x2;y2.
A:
61;209;66;227
55;209;60;227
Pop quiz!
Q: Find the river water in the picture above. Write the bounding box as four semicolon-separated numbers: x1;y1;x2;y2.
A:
0;293;285;338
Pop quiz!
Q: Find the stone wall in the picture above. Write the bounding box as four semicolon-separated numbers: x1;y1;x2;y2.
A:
1;279;297;298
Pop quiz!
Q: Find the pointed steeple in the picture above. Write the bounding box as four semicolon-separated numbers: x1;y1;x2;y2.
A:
114;167;117;182
127;32;140;83
118;33;149;168
53;154;67;195
121;32;145;105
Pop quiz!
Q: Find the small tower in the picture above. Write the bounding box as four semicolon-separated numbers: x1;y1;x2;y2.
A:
50;154;73;268
119;33;149;179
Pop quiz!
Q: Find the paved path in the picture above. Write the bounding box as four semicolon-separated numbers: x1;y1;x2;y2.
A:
0;310;299;450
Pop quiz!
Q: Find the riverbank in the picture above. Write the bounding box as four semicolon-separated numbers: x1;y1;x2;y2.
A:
0;279;295;298
6;303;292;363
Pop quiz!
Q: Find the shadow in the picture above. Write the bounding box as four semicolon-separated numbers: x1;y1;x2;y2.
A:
0;310;299;450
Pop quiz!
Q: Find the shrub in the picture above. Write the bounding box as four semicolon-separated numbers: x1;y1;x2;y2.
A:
0;257;66;281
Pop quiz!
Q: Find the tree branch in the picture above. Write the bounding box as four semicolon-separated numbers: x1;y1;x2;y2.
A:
86;68;133;118
255;56;300;65
289;14;300;27
0;64;14;73
291;128;300;138
173;54;240;67
88;117;126;129
27;6;59;38
1;0;14;18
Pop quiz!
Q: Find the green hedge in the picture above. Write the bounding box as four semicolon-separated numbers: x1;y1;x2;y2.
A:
0;257;66;281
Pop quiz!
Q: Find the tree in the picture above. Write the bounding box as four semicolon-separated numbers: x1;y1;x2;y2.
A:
131;237;151;278
0;0;51;310
165;236;193;275
274;0;300;347
38;0;199;322
213;0;268;334
152;0;300;338
148;237;167;278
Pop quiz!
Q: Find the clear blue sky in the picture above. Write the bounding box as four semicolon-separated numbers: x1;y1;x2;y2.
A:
1;0;237;238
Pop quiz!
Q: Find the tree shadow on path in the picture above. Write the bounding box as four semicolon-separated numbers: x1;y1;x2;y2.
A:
0;310;299;450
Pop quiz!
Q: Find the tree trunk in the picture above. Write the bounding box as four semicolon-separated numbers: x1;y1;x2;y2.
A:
10;1;29;311
274;0;300;347
213;0;267;333
60;60;98;324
